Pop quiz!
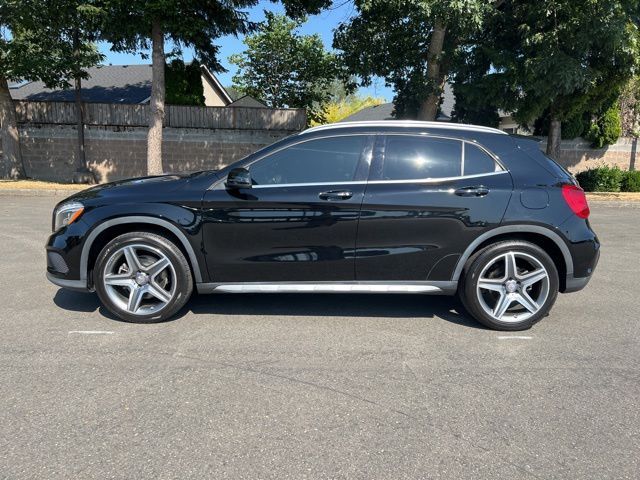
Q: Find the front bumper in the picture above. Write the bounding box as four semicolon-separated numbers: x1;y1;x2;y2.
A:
46;272;89;292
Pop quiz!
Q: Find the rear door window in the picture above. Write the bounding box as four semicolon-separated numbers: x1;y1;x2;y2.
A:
382;136;462;180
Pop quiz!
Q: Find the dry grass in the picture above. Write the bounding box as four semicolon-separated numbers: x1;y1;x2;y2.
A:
587;192;640;201
0;180;90;191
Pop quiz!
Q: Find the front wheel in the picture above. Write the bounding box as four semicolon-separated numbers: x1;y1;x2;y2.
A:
94;232;193;323
459;241;559;331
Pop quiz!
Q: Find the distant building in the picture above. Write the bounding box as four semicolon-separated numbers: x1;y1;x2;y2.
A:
9;64;265;108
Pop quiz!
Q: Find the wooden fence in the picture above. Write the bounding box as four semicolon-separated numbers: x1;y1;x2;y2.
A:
13;100;307;131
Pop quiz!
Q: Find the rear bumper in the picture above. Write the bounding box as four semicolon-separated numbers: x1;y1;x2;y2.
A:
563;273;593;293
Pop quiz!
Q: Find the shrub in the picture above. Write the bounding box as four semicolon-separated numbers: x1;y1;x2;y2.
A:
585;102;623;148
621;170;640;192
575;166;624;192
562;113;587;140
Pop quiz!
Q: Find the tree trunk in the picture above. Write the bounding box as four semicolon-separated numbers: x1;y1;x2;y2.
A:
72;78;95;184
0;75;25;179
418;20;447;121
74;76;86;169
547;117;562;160
147;19;165;176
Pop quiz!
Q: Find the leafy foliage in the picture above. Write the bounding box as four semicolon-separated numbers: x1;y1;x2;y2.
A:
621;170;640;192
333;0;490;119
0;0;104;87
165;59;204;105
534;110;588;140
312;95;384;126
450;83;499;128
230;13;341;124
586;102;623;148
458;1;639;155
102;1;331;73
576;166;624;192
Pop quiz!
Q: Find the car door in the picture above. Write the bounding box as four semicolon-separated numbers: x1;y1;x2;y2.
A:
356;133;513;282
201;134;373;283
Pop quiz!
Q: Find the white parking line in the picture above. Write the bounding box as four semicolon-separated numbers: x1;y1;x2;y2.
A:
497;335;532;340
68;330;114;335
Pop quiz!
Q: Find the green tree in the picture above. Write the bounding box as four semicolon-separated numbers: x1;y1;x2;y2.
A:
230;12;341;124
460;1;639;159
103;1;331;175
165;59;205;106
586;101;623;148
0;1;103;179
333;0;490;121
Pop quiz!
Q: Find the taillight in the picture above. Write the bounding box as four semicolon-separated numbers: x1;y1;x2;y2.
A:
562;184;590;219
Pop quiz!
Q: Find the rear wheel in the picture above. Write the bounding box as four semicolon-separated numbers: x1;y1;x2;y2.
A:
459;240;559;331
94;232;193;323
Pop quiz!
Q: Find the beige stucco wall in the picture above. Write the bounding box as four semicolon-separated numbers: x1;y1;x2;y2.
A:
202;75;228;107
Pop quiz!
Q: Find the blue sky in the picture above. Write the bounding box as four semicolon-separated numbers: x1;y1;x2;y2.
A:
98;0;393;102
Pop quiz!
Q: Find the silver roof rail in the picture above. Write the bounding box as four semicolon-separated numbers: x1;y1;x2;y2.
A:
300;120;508;136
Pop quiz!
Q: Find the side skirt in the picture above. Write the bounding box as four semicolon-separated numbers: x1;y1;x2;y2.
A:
196;281;458;295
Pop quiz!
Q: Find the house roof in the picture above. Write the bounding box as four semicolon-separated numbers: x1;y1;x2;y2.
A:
9;63;266;107
228;95;267;108
10;65;153;104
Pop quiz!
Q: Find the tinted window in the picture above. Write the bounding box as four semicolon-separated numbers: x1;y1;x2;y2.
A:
464;143;499;175
250;136;366;185
382;136;462;180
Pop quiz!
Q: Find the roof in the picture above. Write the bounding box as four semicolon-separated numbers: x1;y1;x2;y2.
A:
302;120;508;136
228;95;267;108
10;65;153;104
341;102;395;122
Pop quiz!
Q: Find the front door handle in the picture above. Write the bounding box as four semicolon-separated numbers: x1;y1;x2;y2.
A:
454;186;490;197
319;190;353;201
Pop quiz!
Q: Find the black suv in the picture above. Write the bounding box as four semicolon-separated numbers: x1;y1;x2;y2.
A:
46;121;599;330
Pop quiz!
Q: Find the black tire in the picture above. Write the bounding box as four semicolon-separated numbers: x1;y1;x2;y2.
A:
94;232;193;323
458;240;559;331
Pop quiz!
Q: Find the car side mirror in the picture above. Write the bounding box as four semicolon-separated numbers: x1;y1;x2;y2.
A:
225;167;252;189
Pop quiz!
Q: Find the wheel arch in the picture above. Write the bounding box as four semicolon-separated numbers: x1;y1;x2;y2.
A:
452;225;573;290
80;216;203;286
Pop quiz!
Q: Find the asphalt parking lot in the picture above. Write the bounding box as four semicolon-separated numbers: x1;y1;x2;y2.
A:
0;195;638;479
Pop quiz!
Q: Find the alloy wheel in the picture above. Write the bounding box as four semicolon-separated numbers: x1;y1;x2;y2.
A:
476;251;550;323
102;244;176;315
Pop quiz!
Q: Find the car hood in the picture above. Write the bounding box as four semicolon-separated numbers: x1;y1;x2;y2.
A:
59;171;218;206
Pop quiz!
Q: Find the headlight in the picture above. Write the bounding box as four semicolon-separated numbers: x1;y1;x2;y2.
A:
53;202;84;231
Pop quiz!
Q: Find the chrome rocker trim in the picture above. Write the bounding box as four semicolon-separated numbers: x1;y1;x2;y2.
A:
197;281;458;295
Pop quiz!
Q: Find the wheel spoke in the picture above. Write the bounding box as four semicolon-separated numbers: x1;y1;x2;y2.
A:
518;269;547;288
515;291;539;313
147;282;172;304
127;286;145;313
146;256;170;278
104;273;134;287
123;246;142;272
493;293;513;319
478;278;505;293
505;252;518;279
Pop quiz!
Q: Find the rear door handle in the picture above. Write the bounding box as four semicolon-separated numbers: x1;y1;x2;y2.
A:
319;190;353;201
454;186;490;197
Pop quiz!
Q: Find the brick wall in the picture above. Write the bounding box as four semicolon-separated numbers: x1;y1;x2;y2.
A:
3;120;638;183
13;124;296;183
541;137;638;173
